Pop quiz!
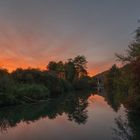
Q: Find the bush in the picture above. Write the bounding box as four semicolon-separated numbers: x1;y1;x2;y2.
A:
0;69;17;106
15;84;50;101
0;92;16;107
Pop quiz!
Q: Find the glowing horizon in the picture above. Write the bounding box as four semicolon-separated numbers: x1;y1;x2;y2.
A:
0;58;109;76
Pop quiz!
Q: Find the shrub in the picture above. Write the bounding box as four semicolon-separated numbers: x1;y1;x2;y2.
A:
15;84;50;101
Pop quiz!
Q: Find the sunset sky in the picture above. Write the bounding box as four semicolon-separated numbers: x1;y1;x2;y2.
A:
0;0;140;76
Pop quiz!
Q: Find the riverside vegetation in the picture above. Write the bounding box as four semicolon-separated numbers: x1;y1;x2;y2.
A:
99;24;140;113
0;55;96;107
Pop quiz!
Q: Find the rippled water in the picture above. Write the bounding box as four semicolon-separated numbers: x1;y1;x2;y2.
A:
0;92;139;140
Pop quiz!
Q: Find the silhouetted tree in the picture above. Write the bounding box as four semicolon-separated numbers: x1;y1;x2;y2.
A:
65;59;77;83
116;23;140;89
73;55;88;78
47;61;65;79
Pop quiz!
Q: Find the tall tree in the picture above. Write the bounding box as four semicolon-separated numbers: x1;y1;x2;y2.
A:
47;61;58;72
47;61;65;78
73;55;88;78
116;24;140;84
65;60;77;82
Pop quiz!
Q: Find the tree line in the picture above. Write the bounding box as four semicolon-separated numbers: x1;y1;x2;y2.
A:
0;55;96;107
104;23;140;112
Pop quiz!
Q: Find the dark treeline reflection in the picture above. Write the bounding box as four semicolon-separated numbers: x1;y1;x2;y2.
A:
112;111;140;140
0;91;92;132
113;115;133;140
0;89;140;140
97;89;140;140
102;69;140;139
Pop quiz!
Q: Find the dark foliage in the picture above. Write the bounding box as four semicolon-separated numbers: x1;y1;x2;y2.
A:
0;55;94;107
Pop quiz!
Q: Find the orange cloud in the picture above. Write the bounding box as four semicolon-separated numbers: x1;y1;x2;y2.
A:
0;21;115;75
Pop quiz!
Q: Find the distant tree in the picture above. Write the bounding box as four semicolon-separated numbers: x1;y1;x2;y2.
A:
47;61;65;79
11;68;43;84
65;60;77;83
47;55;88;81
105;64;121;91
64;55;88;82
73;55;88;79
47;61;57;72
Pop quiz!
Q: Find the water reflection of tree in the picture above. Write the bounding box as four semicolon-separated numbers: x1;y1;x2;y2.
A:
112;109;140;140
97;87;138;140
113;115;133;140
105;91;121;112
66;97;88;124
0;91;91;132
97;88;121;112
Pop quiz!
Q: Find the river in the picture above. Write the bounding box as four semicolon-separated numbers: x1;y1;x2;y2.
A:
0;91;139;140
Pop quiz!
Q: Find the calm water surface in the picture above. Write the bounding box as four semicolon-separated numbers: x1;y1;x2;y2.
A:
0;92;139;140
